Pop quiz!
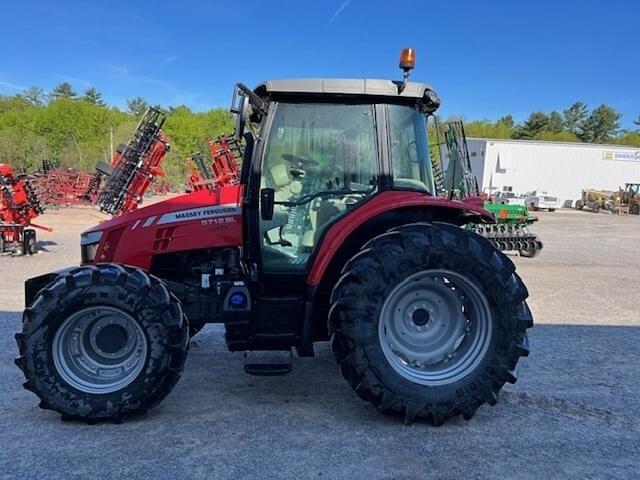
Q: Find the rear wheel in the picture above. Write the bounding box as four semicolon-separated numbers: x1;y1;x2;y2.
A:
15;264;189;422
631;203;640;215
329;222;532;425
22;229;36;255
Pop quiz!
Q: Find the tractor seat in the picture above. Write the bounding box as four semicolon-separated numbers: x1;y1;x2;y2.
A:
393;178;429;191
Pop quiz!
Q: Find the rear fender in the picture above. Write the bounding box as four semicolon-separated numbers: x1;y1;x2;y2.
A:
307;191;494;287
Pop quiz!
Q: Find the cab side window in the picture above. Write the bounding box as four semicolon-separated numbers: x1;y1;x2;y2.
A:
388;105;433;193
259;103;378;272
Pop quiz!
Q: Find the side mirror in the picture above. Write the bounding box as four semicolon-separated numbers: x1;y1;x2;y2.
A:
260;188;275;220
230;86;249;141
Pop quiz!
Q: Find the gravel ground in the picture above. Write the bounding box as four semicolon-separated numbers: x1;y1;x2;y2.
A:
1;207;639;479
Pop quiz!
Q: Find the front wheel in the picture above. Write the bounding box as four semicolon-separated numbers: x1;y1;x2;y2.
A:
329;223;532;425
15;264;189;422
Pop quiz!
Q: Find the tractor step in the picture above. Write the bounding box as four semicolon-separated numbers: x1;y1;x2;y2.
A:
243;350;292;376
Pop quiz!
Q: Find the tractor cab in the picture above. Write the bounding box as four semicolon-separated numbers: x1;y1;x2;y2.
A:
233;78;441;275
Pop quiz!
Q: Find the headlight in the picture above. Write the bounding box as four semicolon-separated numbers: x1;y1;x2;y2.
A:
80;231;103;264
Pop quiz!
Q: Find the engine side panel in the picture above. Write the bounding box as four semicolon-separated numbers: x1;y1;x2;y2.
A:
94;186;244;270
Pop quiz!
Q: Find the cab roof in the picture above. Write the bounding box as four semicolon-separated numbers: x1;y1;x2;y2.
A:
255;78;435;100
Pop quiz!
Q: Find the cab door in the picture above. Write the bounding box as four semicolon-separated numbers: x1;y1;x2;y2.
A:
257;102;380;277
246;101;382;349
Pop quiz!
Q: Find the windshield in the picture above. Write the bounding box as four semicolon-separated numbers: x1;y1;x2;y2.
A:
262;103;377;200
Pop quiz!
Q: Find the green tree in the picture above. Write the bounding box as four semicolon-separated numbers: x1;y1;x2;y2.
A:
513;112;549;139
579;105;621;143
83;87;105;106
547;111;564;133
464;119;512;139
534;131;579;142
161;106;233;182
126;97;149;117
612;131;640;147
497;115;515;130
563;102;588;134
18;86;47;106
50;82;77;100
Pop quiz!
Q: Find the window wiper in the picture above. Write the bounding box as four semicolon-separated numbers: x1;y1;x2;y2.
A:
274;189;371;207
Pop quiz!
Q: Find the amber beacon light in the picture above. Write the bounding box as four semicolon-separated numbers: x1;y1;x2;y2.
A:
399;47;416;72
397;48;416;92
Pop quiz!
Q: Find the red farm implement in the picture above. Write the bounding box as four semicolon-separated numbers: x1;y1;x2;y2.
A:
33;163;96;207
185;153;210;192
0;163;50;254
97;107;170;216
208;135;241;187
148;180;174;196
186;134;243;192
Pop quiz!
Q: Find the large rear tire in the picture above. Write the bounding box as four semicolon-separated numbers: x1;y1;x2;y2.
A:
631;203;640;215
329;222;532;425
15;264;189;422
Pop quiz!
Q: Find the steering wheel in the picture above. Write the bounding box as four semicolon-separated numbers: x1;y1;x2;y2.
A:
281;153;319;167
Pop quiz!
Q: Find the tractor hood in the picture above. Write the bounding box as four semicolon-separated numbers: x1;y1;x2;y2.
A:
82;185;244;269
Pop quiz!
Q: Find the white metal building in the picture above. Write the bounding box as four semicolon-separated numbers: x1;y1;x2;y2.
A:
462;138;640;207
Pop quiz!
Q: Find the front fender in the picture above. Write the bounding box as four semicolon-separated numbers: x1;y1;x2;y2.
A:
24;267;76;307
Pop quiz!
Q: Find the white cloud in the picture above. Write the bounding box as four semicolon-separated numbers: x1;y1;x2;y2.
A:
164;55;179;66
328;0;351;25
108;64;131;76
0;80;26;91
104;63;200;107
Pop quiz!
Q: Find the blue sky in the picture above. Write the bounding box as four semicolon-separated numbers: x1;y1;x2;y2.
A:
1;0;639;127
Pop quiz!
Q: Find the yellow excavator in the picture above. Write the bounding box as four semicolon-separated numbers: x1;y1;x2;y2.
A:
621;183;640;215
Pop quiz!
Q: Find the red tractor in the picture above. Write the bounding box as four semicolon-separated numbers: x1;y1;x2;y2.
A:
15;51;532;425
0;163;48;254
